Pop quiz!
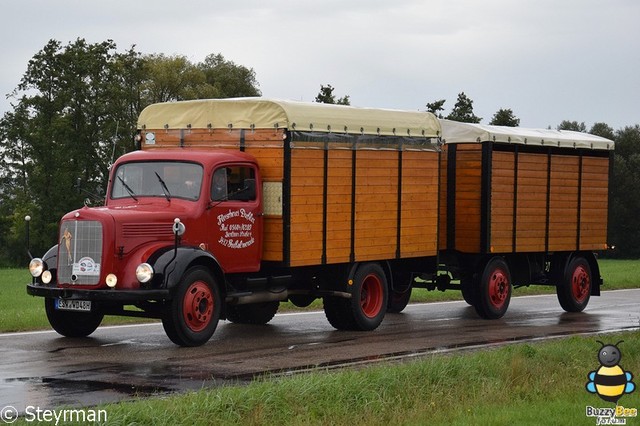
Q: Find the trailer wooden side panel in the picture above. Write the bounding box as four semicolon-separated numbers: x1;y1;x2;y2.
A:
580;156;609;250
438;145;448;251
454;145;482;253
289;149;325;266
325;150;353;264
515;152;548;252
354;150;400;261
401;151;439;257
490;151;515;253
548;155;579;251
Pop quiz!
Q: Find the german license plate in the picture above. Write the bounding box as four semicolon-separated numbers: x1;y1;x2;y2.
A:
55;299;92;312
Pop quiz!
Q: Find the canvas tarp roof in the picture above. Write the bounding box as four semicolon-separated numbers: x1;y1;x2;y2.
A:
440;119;614;151
138;98;441;138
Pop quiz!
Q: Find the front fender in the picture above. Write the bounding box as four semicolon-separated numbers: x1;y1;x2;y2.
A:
147;246;224;292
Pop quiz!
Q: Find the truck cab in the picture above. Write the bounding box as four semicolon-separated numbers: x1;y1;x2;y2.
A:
28;148;264;346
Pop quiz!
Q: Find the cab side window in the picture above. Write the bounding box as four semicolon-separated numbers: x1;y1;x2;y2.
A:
211;166;256;201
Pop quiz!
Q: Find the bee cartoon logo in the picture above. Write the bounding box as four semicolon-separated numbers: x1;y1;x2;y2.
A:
586;341;635;403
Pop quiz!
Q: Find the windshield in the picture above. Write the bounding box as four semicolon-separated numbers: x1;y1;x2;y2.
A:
111;161;203;201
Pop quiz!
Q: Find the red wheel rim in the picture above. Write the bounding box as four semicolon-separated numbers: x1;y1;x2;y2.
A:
571;265;590;303
360;274;383;318
488;268;509;309
182;280;214;332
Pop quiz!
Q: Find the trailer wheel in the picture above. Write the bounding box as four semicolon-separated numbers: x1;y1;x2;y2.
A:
474;257;511;319
557;256;591;312
324;263;388;331
226;301;279;324
44;298;104;338
162;267;221;347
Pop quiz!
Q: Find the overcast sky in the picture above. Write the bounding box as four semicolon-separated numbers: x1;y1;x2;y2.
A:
1;0;638;130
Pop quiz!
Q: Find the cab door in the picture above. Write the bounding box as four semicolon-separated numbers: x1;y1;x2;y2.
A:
207;164;263;273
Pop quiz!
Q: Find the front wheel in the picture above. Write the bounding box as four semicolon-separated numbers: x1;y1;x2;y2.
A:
162;267;221;347
324;263;388;331
474;257;512;319
44;298;104;338
556;256;591;312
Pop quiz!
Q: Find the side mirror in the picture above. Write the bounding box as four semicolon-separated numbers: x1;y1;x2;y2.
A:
173;218;186;236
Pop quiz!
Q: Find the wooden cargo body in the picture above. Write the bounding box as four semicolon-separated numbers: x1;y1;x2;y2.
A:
137;99;441;268
439;120;613;255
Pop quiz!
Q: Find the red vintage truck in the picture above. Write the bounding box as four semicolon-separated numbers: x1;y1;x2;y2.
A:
27;98;614;346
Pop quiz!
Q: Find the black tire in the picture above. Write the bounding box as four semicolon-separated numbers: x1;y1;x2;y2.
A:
162;267;221;347
324;263;388;331
460;271;477;306
288;294;315;308
387;284;412;313
474;257;512;319
44;298;104;338
226;301;279;324
557;256;592;312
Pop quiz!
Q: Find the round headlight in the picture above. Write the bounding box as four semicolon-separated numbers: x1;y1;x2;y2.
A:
106;273;118;288
41;270;52;284
136;263;154;283
29;258;44;277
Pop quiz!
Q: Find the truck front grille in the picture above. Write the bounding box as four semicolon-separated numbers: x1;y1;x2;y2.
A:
57;220;103;285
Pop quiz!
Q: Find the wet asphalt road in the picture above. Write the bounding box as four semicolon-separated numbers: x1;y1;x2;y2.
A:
1;289;639;413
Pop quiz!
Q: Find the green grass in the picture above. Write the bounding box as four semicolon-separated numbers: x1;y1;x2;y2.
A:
34;331;638;425
2;258;639;333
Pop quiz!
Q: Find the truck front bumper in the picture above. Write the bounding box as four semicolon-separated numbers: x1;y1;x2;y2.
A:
26;283;171;302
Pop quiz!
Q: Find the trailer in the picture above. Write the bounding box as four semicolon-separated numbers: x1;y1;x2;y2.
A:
26;99;614;346
438;120;614;319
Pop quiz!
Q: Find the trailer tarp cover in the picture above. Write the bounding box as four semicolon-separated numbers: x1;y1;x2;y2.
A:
440;119;614;150
138;98;441;138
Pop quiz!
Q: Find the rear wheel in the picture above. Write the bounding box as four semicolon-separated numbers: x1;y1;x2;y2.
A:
324;263;388;330
162;267;221;347
474;257;511;319
387;284;412;313
44;298;104;338
557;256;591;312
226;301;279;324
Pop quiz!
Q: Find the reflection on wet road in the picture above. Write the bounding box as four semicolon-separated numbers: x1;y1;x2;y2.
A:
1;289;638;412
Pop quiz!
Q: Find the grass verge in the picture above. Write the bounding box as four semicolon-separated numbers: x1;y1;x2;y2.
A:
31;331;638;425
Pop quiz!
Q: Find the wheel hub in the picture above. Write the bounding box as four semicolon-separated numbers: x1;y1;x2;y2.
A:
183;280;214;332
360;274;383;318
488;269;509;308
571;265;590;302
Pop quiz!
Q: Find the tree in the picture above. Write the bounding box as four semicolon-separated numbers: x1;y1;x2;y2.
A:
589;122;615;140
426;99;446;118
557;120;587;132
199;53;261;98
489;108;520;127
445;92;481;123
608;125;640;258
0;39;144;262
315;84;350;105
